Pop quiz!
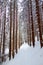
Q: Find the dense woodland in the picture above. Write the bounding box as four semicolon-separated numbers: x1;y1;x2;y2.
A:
0;0;43;62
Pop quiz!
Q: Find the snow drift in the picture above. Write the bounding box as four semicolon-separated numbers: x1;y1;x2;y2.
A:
3;41;43;65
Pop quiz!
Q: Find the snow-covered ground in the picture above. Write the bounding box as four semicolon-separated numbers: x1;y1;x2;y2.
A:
2;41;43;65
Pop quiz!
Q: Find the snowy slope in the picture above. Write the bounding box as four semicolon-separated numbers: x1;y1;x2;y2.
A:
3;41;43;65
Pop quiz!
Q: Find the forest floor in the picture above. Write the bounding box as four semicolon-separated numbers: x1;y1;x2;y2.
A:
2;41;43;65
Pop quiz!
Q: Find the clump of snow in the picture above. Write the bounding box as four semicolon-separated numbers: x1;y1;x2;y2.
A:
5;48;9;54
20;42;30;50
2;41;43;65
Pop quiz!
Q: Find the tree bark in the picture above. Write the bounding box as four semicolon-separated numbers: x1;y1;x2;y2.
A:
35;0;42;48
15;4;17;53
29;0;35;47
28;1;31;46
2;1;6;61
9;0;12;60
12;0;15;58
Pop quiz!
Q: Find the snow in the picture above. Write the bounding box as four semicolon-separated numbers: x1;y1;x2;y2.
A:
5;48;9;54
2;41;43;65
19;0;23;2
20;42;30;50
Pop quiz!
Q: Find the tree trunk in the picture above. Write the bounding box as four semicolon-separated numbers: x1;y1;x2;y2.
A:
35;0;42;48
2;1;6;61
15;4;17;53
28;1;31;46
9;1;12;60
0;6;2;62
12;0;15;58
30;0;35;47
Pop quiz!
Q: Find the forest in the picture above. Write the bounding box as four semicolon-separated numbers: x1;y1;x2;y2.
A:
0;0;43;63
